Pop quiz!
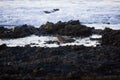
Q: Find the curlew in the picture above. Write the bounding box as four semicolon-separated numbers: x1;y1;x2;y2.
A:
56;34;75;43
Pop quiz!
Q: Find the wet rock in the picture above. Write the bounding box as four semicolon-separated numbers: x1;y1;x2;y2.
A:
0;25;40;38
12;24;39;38
66;20;80;25
107;22;110;24
44;11;51;14
92;29;103;35
62;24;92;37
0;26;12;38
44;22;55;32
0;20;93;38
45;41;59;44
53;9;59;11
40;20;92;37
0;44;7;51
0;26;9;33
44;8;59;14
102;28;120;47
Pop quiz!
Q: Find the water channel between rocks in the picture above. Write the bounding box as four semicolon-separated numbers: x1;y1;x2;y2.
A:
0;34;102;47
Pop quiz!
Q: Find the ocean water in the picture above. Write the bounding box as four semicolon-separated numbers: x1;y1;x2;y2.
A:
0;0;117;47
0;0;120;29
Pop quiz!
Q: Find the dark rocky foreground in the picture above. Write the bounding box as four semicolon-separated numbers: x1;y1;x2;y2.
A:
0;20;120;80
0;45;120;80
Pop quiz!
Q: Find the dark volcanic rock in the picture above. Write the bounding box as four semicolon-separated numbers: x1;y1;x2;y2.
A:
12;24;39;38
0;45;119;79
53;9;59;11
92;29;103;35
44;8;59;14
66;20;80;25
45;41;59;44
39;20;92;37
102;28;120;47
0;25;40;38
44;11;51;14
0;26;12;38
0;26;10;33
0;20;93;39
0;44;7;51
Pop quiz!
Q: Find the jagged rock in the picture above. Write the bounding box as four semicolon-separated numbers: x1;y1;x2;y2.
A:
45;41;59;44
44;22;54;30
53;9;59;11
44;11;51;14
12;24;39;38
0;26;8;33
0;26;12;38
66;20;80;25
92;29;103;35
44;8;59;14
62;24;92;37
102;28;120;47
0;45;120;79
0;20;93;38
40;20;92;37
0;44;7;51
0;25;40;38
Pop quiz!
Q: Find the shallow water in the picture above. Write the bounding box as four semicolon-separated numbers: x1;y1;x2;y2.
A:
0;35;101;47
0;0;120;29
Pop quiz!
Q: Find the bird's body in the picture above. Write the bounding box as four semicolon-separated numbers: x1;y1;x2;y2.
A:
56;35;75;43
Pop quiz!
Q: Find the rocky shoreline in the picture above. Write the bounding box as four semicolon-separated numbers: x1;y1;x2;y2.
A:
0;20;120;80
0;20;94;38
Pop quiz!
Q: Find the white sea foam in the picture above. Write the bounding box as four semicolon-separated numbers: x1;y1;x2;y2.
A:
0;35;101;47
